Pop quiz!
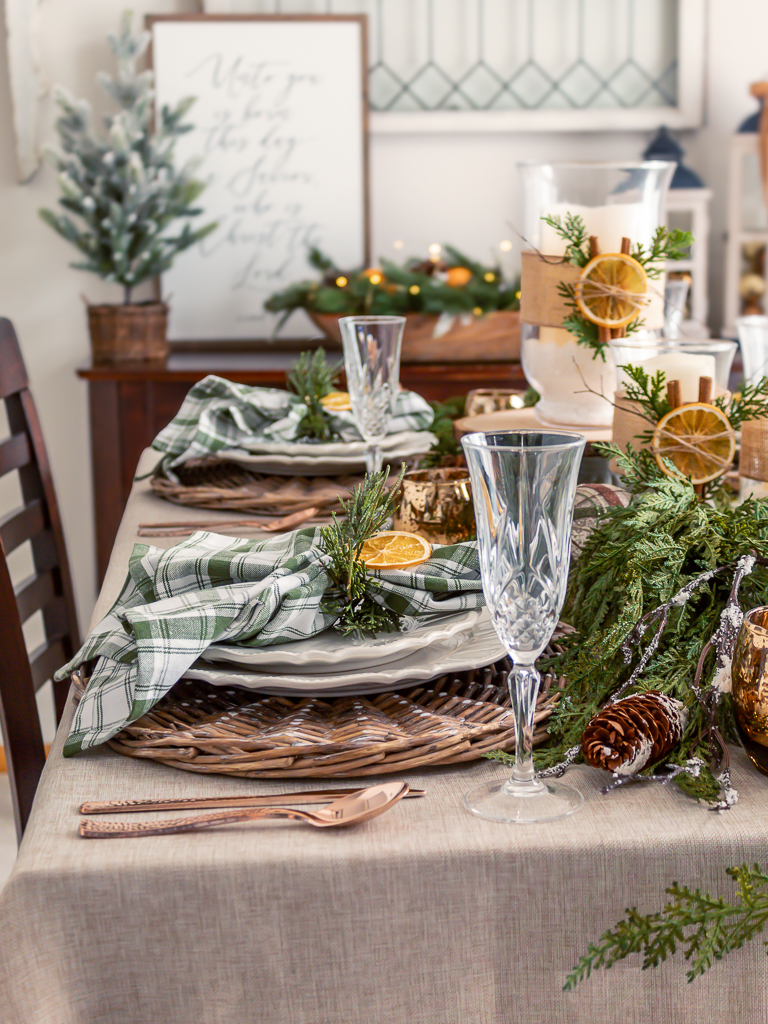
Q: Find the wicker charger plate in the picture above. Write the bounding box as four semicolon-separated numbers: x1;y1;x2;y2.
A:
150;458;364;516
72;661;563;779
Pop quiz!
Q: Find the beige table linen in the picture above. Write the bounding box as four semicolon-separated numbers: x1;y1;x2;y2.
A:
0;451;767;1024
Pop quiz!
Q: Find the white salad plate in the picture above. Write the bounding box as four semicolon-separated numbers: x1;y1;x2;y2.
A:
213;431;435;475
184;618;506;696
199;607;485;672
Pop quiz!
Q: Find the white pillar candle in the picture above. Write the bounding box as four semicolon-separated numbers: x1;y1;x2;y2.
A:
540;202;647;256
640;353;716;405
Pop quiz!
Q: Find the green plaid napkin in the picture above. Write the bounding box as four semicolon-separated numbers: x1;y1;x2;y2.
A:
152;374;435;473
56;527;482;755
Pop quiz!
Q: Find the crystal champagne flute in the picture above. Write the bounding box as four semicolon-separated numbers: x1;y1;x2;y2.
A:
460;430;585;823
339;315;406;475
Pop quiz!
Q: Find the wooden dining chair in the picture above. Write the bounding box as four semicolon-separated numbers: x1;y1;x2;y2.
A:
0;318;79;840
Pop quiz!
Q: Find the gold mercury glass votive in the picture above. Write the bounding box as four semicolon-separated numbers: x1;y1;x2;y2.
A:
393;468;475;546
732;605;768;776
464;389;527;418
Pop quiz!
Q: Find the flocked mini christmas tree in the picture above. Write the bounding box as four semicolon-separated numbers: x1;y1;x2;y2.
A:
39;12;216;305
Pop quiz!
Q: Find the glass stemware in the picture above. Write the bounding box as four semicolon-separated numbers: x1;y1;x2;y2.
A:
339;315;406;475
460;430;586;823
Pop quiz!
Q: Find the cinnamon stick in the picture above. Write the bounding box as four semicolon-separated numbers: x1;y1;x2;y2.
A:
667;380;682;410
698;376;713;404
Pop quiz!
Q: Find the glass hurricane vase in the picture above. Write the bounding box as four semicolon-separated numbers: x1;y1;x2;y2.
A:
460;430;585;823
518;160;675;427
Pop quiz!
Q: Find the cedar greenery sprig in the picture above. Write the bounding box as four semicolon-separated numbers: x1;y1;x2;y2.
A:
264;245;521;335
487;448;768;802
565;863;768;989
286;348;343;442
541;214;693;357
541;214;692;275
320;466;406;637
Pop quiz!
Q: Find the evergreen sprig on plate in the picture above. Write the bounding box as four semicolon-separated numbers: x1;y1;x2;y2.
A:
286;348;343;443
565;863;768;989
320;466;406;637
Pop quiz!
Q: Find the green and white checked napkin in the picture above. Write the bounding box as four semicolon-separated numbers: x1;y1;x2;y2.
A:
56;527;483;755
152;374;434;474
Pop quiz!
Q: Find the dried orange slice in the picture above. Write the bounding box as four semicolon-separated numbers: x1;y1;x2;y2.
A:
652;403;736;485
320;390;352;412
575;252;648;329
359;531;432;570
446;266;472;287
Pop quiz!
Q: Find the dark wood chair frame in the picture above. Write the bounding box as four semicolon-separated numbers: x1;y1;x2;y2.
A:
0;319;79;840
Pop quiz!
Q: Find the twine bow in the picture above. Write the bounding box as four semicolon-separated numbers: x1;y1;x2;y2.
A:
653;424;735;476
577;277;651;316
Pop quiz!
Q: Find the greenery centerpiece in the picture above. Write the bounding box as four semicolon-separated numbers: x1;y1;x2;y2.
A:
40;13;216;362
265;246;521;362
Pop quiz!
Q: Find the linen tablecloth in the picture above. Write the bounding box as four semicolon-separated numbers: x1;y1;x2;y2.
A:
0;450;767;1024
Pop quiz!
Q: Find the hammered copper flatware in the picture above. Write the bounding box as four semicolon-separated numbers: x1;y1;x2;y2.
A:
79;786;425;815
78;781;410;838
137;506;319;537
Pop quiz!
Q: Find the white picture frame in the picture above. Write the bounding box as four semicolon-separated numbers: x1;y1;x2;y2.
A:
149;14;369;343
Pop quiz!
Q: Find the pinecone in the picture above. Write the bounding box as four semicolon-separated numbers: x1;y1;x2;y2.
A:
581;691;688;776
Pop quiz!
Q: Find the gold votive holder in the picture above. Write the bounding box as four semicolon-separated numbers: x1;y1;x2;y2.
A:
464;389;527;418
732;605;768;776
393;468;475;546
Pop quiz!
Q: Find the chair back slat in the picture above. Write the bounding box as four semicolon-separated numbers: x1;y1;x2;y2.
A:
0;501;46;554
0;318;79;840
29;639;68;693
0;433;31;478
15;570;57;625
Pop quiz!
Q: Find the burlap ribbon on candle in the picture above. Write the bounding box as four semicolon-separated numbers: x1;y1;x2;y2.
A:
610;391;654;472
741;418;768;482
519;250;665;330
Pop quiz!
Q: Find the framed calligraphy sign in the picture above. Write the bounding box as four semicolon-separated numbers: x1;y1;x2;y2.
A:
149;14;369;343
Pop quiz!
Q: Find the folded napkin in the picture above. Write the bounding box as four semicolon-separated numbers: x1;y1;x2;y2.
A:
152;375;435;475
56;528;482;755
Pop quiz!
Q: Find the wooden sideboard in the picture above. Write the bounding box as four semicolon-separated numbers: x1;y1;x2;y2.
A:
77;349;525;580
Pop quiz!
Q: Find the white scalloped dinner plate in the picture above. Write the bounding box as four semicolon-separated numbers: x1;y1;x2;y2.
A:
199;607;485;672
213;431;435;475
183;619;506;696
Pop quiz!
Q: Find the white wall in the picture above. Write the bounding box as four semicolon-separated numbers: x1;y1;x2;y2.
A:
0;0;765;629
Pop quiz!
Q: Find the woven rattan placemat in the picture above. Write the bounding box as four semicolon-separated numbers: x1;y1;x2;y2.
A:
73;662;563;779
150;459;364;515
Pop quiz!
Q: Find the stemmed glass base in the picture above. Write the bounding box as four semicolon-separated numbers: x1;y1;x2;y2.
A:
464;777;583;824
364;444;383;476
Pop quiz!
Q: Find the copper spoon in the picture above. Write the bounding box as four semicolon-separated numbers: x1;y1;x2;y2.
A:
79;781;410;839
80;786;425;815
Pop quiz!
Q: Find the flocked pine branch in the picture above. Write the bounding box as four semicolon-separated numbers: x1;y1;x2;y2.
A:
39;11;217;303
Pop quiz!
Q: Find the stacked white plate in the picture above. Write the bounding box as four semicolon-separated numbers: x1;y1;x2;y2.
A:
186;606;506;697
213;430;436;476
